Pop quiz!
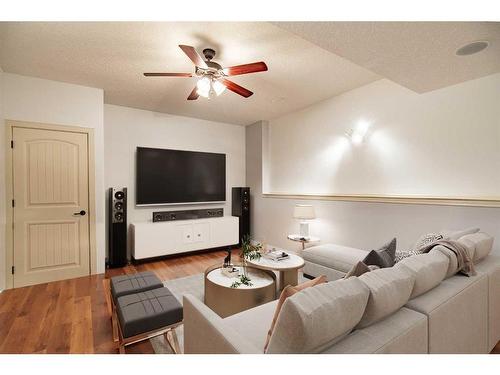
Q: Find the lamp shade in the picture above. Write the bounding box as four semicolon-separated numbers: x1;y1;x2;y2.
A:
293;204;315;220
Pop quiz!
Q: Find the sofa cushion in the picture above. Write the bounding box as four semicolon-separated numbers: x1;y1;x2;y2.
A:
441;227;480;240
356;267;415;328
474;255;500;351
429;246;459;278
303;261;345;281
459;232;494;262
395;252;449;298
224;300;279;352
405;272;486;315
457;236;477;261
405;273;488;353
363;238;397;268
266;277;370;354
302;244;368;273
325;307;428;354
264;276;326;352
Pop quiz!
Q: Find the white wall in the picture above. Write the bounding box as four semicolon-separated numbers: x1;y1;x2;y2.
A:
247;75;500;256
268;74;500;197
0;73;106;287
0;68;5;290
104;104;246;258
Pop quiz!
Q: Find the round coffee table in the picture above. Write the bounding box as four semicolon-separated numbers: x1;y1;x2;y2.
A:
204;263;276;318
246;253;305;291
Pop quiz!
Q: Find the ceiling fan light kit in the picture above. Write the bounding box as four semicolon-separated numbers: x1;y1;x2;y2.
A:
196;76;226;99
144;44;268;100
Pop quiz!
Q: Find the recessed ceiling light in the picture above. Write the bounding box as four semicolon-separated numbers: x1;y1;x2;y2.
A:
456;41;489;56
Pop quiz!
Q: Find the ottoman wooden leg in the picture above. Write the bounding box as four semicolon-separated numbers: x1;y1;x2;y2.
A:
112;309;119;343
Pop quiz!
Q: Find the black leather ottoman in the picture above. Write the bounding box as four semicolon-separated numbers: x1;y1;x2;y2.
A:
115;287;183;353
110;271;163;300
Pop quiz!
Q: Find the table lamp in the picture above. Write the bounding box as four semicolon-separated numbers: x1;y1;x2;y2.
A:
293;204;315;239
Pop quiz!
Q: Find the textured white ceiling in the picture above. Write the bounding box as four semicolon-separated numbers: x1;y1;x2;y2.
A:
0;22;380;125
274;22;500;93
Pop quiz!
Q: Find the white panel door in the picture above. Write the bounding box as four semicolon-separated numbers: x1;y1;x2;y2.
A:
12;127;90;287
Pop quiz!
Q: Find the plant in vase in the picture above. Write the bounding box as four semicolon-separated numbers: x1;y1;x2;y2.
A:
230;235;263;288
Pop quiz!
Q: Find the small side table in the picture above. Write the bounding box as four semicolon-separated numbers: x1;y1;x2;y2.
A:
247;253;305;292
287;234;320;251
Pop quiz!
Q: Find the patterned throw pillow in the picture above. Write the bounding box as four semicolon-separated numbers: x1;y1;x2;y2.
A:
413;233;443;250
395;233;443;263
395;249;422;263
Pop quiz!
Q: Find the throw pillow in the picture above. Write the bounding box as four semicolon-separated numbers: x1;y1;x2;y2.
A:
344;261;371;278
395;233;443;263
362;238;397;268
412;233;443;251
395;249;422;263
264;275;327;352
265;278;370;353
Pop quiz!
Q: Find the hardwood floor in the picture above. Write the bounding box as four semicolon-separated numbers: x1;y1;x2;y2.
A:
1;248;499;354
0;249;227;354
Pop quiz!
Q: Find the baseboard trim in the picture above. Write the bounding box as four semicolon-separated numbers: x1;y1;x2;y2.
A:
263;192;500;208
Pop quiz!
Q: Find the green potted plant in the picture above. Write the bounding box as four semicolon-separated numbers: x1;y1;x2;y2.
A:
230;235;263;288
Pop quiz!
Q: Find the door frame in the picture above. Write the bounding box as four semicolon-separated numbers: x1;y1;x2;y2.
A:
5;120;97;289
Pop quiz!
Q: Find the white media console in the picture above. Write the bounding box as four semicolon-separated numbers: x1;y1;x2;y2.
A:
131;216;239;260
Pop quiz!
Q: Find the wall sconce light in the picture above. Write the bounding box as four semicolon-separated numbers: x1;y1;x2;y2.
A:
345;120;371;145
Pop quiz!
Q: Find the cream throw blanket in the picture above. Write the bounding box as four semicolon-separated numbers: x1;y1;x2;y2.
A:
419;239;476;277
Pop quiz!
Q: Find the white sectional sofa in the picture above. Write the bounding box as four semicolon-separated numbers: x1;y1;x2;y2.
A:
183;232;499;354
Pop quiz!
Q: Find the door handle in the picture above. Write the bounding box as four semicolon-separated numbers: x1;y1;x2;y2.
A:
73;210;86;216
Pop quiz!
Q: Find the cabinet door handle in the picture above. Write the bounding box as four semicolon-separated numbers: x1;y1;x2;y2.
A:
187;235;190;238
197;233;201;237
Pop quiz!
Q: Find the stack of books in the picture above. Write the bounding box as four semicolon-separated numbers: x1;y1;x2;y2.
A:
264;250;290;261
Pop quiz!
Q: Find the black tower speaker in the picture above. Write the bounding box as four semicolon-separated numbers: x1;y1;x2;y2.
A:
108;187;128;268
232;187;250;245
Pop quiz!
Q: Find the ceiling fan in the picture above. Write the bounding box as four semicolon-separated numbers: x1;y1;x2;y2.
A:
144;45;268;100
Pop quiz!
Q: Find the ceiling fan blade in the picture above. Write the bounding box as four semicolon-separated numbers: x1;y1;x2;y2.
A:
179;45;208;69
223;62;268;76
187;86;199;100
144;72;192;77
220;78;253;98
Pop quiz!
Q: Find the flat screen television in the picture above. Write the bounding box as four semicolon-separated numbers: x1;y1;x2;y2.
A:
136;147;226;205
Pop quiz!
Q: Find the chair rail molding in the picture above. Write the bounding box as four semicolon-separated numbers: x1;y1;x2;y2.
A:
263;192;500;208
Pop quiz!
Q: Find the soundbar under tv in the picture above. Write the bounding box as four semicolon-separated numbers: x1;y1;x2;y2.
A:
136;147;226;206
